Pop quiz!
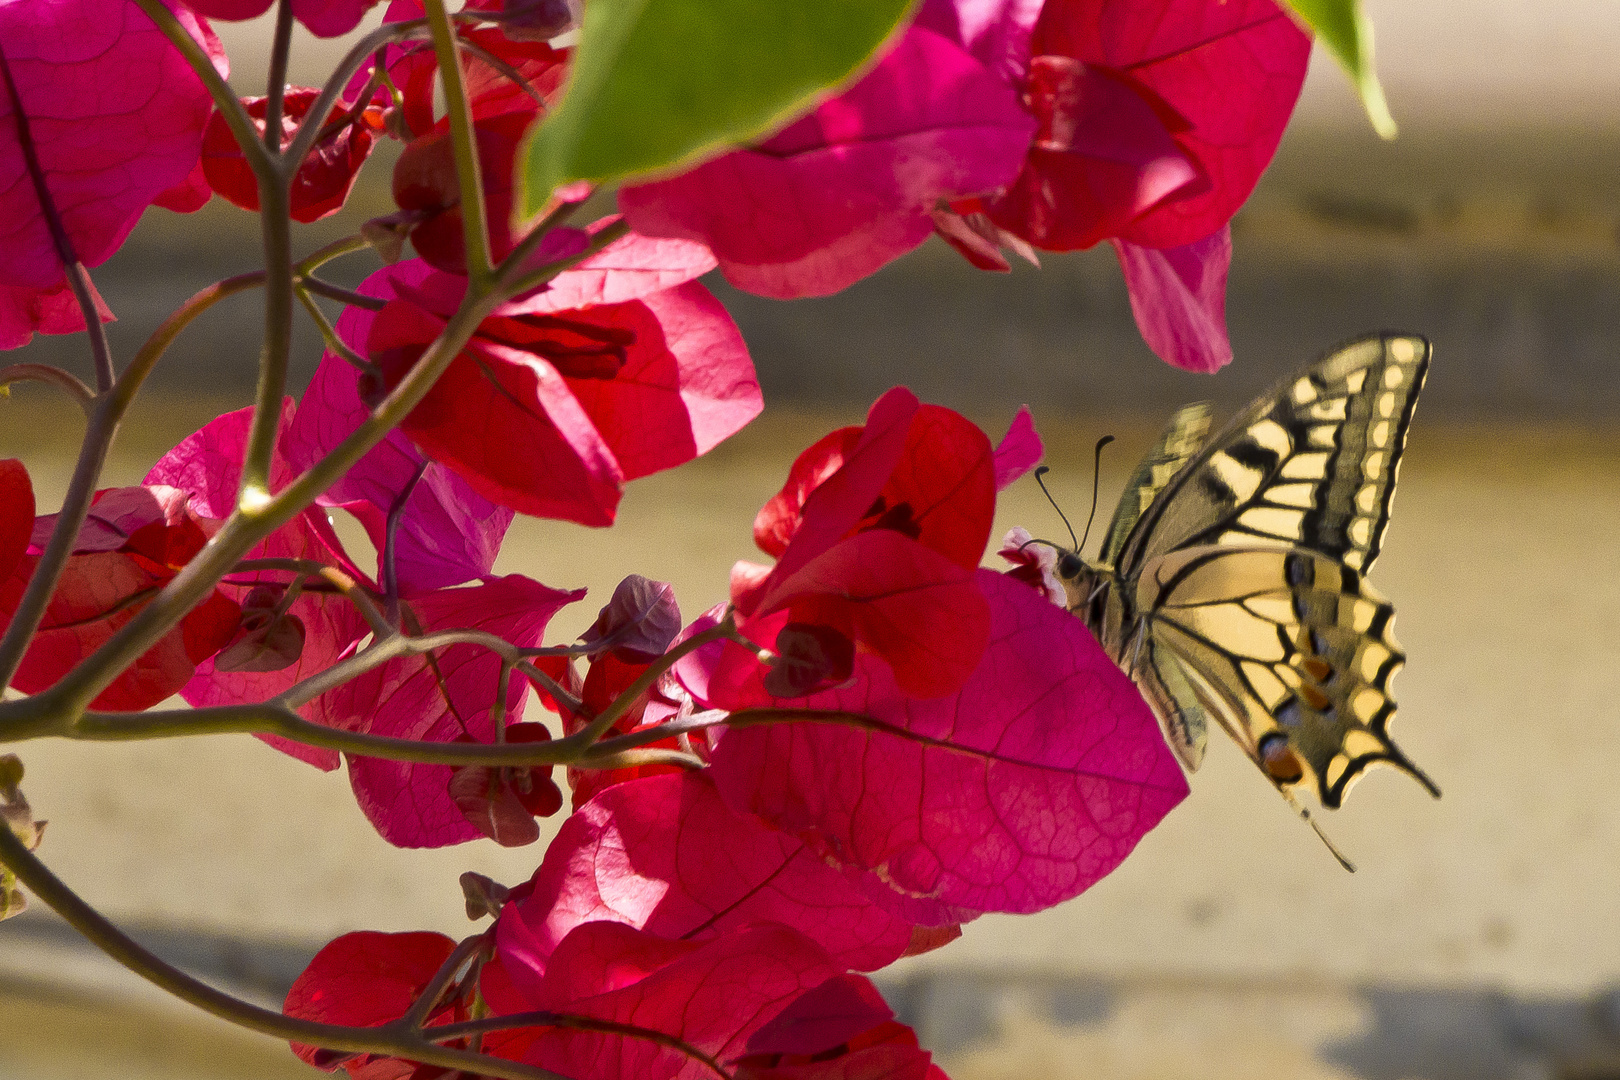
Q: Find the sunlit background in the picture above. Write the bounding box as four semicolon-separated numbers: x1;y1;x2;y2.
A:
3;2;1619;1078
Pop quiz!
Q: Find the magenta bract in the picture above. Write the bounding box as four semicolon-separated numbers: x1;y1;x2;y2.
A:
1112;225;1233;373
308;574;583;848
146;404;372;769
488;921;848;1080
511;773;914;973
0;277;113;351
185;0;376;38
709;569;1189;925
0;0;223;289
620;25;1034;299
991;0;1310;251
286;313;514;597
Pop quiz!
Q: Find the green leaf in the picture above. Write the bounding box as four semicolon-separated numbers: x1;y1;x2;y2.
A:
521;0;917;213
1285;0;1396;139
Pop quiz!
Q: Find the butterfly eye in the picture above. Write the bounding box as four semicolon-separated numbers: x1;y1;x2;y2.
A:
1057;552;1084;580
1258;733;1305;785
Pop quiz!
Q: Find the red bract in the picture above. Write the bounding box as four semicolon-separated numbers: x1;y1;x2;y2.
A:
619;24;1034;299
972;0;1307;372
486;921;847;1080
305;574;583;849
284;930;462;1075
708;569;1188;925
510;773;914;972
185;0;378;38
0;0;224;289
392;111;532;275
990;0;1309;251
735;974;947;1080
0;484;241;711
714;388;997;701
146;404;372;769
342;235;759;526
202;87;379;223
0;461;34;593
0;277;113;351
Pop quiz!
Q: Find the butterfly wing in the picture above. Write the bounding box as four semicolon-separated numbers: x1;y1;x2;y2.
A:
1134;545;1438;808
1098;402;1213;569
1116;334;1430;578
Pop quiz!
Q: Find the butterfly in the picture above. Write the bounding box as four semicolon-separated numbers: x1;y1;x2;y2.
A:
1044;333;1440;869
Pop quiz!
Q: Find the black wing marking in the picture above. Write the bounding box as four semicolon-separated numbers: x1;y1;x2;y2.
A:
1098;402;1213;570
1118;334;1430;578
1135;544;1439;809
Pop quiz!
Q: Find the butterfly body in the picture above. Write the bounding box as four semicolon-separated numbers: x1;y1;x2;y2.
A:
1051;334;1440;835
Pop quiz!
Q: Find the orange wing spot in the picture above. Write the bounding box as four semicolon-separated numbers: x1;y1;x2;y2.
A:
1259;733;1305;784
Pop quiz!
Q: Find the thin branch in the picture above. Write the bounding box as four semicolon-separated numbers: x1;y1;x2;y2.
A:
0;395;120;692
263;0;295;146
9;223;624;719
0;364;94;412
397;934;489;1030
125;273;266;391
425;1010;732;1080
238;176;296;508
298;276;389;311
294;287;383;379
282;19;429;171
0;826;572;1080
295;234;374;276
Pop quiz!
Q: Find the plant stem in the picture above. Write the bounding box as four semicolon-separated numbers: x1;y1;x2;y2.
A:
565;623;731;747
423;0;494;286
63;262;115;394
239;177;296;507
397;934;488;1030
264;0;294;145
126;273;267;390
0;394;121;692
6;228;621;720
0;826;572;1080
294;287;382;379
295;233;373;276
297;276;389;311
0;364;94;412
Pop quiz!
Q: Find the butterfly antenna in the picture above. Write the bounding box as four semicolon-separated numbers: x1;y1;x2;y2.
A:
1033;466;1079;550
1076;436;1114;554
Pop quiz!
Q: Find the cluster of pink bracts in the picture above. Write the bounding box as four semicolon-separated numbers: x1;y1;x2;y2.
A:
0;0;1315;1075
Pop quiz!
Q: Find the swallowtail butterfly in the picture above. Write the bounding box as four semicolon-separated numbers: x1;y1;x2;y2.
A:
1052;334;1440;868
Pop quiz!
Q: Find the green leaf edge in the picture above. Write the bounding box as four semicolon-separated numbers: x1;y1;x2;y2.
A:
1285;0;1397;140
518;0;918;215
